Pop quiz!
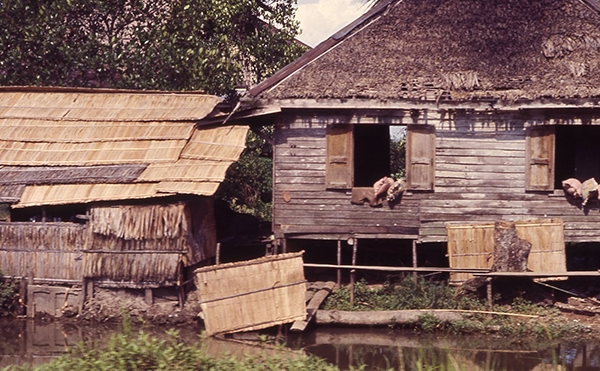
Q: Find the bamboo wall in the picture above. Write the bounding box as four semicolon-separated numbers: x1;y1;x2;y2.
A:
447;219;566;283
0;199;216;287
0;222;85;280
195;252;306;336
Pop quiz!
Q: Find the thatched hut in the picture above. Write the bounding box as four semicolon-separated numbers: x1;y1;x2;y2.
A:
0;87;248;298
226;0;600;274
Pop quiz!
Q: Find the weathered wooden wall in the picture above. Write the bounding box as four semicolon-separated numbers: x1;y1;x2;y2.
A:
273;114;420;239
273;109;600;244
423;109;600;243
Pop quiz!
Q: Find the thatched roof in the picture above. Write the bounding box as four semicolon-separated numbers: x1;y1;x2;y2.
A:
0;87;248;208
251;0;600;102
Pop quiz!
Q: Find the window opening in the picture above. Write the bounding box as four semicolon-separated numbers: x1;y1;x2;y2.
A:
555;125;600;189
353;125;405;187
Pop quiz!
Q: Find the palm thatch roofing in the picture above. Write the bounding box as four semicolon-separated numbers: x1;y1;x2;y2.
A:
0;87;248;208
250;0;600;103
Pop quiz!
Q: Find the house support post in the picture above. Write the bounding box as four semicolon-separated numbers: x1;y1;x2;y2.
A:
486;278;493;311
145;288;153;305
350;239;357;305
282;238;287;254
337;240;342;287
412;240;418;281
216;242;221;265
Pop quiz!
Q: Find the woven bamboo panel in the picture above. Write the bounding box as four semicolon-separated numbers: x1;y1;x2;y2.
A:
84;252;180;282
0;119;195;142
15;183;171;208
0;92;220;121
195;252;306;336
0;222;85;280
0;165;147;185
447;219;566;283
447;223;495;283
156;181;221;196
0;139;186;166
181;125;248;161
91;203;188;241
138;160;232;182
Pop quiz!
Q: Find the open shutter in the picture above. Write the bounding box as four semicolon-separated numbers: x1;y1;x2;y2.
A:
326;124;353;189
406;125;435;190
526;126;555;191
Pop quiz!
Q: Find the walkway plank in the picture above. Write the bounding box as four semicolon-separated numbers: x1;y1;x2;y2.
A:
291;281;336;332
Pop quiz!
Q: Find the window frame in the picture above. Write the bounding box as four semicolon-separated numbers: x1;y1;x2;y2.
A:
325;123;435;191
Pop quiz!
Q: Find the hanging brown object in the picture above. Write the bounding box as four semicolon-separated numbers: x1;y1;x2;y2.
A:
491;221;532;272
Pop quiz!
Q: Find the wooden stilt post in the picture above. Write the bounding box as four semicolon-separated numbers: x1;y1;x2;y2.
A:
337;240;342;287
145;288;153;305
350;239;357;305
412;240;418;281
282;238;287;254
215;242;221;265
486;277;493;311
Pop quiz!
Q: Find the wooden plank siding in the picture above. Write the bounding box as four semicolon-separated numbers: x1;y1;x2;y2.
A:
273;110;600;243
273;116;419;238
422;111;600;243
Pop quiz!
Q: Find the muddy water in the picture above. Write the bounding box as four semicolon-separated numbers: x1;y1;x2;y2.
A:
0;319;599;370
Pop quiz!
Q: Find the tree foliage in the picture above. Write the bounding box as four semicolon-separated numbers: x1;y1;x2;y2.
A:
0;0;305;97
216;126;273;222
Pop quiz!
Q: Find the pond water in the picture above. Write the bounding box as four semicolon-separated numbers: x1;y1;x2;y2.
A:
0;319;599;370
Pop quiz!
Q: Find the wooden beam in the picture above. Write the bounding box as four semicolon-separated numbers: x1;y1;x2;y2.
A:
475;271;600;277
304;263;490;273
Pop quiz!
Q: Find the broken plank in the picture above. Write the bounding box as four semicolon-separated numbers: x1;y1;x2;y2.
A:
291;281;335;332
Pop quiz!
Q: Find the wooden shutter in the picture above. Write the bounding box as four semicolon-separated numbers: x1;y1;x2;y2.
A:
526;126;555;191
406;125;435;190
326;124;353;189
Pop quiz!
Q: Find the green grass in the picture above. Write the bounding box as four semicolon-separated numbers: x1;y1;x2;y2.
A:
323;277;594;340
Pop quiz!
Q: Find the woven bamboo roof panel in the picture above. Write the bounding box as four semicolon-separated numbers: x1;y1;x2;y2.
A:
0;90;247;205
156;181;221;196
0;92;221;121
256;0;600;102
0;165;147;185
195;252;306;336
0;119;195;143
138;160;232;182
0;184;26;203
0;139;186;166
14;183;172;208
181;125;248;161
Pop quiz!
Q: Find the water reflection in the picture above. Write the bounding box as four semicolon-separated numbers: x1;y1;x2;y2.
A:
1;319;600;370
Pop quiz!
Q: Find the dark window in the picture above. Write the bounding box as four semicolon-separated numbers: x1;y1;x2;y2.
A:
354;125;391;187
555;126;600;188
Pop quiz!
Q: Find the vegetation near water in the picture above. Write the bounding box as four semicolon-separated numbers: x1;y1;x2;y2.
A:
0;270;16;317
323;276;593;340
3;329;346;371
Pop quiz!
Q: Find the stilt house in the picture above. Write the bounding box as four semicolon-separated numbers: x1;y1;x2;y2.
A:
235;0;600;270
0;87;248;291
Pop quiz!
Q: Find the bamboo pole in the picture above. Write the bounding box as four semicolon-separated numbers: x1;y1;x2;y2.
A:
303;263;491;273
337;240;341;287
350;240;357;305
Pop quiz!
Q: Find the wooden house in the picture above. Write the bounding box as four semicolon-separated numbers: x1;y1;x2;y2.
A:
0;87;248;296
233;0;600;270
